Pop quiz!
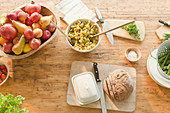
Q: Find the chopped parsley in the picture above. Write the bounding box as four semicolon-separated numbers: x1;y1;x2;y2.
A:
121;22;141;40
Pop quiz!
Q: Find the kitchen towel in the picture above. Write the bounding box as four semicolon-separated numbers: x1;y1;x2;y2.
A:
56;0;98;24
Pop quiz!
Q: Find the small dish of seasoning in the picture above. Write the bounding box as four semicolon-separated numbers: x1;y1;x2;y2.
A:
125;47;142;62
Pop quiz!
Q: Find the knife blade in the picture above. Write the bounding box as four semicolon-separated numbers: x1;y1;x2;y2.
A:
93;62;107;113
95;8;114;45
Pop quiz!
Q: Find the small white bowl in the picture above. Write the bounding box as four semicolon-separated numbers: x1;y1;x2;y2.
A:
66;19;102;53
0;60;9;86
125;47;142;62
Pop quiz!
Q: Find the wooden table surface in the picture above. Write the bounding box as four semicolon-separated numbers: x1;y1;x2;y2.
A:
0;0;170;113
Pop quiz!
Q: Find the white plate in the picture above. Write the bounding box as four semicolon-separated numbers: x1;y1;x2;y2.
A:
147;49;170;88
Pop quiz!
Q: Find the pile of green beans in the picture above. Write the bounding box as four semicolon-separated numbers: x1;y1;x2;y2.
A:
158;50;170;75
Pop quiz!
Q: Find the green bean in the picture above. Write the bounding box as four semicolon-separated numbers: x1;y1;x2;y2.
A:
161;52;170;69
167;64;170;75
163;66;168;70
166;60;170;65
158;55;167;63
165;71;168;74
158;50;170;59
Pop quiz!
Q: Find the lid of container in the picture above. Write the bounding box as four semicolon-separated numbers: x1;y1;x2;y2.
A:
72;72;100;105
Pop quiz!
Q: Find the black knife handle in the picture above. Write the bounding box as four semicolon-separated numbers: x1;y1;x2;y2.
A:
159;19;170;27
93;62;101;82
99;19;104;23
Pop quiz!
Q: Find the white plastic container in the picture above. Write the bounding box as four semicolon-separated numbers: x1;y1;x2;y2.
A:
71;72;100;105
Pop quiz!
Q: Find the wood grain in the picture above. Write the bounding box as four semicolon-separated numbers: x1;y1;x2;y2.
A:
0;0;170;113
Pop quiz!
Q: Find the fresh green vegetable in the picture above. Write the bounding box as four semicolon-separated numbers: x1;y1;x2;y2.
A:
166;60;170;65
168;64;170;75
121;22;140;40
158;50;170;59
161;52;170;69
158;50;170;76
0;93;29;113
158;55;166;63
161;33;170;41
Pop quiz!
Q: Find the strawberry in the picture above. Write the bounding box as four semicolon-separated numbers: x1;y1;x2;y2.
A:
1;74;6;80
0;65;6;69
2;69;7;73
0;71;1;75
0;79;3;83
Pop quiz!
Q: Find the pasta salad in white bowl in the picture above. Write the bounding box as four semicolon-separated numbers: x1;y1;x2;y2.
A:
66;19;102;53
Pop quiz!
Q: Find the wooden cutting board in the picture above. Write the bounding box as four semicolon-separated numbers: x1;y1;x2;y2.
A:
67;61;136;112
105;19;145;41
156;22;170;40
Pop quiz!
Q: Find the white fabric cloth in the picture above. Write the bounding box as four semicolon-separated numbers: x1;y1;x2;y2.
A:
56;0;98;24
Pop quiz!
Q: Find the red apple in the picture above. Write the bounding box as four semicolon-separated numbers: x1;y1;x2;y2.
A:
42;30;51;40
25;1;41;15
12;8;24;15
29;38;41;49
46;23;56;32
0;24;17;40
3;42;13;53
25;17;33;26
7;12;17;22
24;29;34;39
30;12;41;23
18;12;27;23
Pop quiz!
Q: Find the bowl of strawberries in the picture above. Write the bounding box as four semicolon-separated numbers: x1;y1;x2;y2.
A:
0;60;9;86
0;1;58;59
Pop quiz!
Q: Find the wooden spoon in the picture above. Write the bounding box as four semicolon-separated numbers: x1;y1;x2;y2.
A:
50;20;72;45
91;20;135;38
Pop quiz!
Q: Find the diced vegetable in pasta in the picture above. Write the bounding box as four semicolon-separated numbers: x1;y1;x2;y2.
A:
68;20;99;50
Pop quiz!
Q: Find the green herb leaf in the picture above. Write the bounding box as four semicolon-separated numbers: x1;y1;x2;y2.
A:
0;93;29;113
121;22;141;40
162;33;170;40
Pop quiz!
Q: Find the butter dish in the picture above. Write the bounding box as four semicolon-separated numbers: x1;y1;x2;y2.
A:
71;72;100;105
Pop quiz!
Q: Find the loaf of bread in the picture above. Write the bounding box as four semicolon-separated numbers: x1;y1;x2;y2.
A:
103;69;134;101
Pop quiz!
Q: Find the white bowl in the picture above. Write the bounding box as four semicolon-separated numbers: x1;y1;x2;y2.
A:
66;19;102;53
0;60;9;86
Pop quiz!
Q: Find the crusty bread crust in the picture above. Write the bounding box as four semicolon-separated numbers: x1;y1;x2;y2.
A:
103;69;134;101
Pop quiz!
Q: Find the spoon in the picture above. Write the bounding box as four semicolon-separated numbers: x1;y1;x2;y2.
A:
91;20;135;38
50;20;72;45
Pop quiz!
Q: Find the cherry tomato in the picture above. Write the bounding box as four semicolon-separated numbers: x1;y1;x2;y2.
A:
1;74;6;80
